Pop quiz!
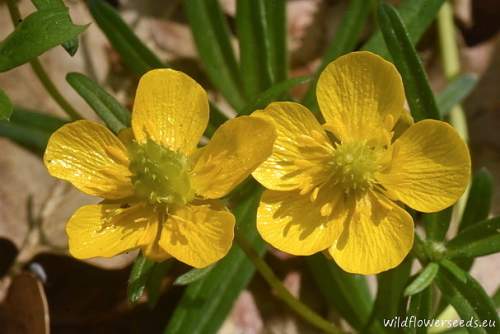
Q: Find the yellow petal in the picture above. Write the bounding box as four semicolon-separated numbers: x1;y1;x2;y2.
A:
132;69;209;155
44;120;133;199
377;120;471;212
257;189;346;255
190;116;275;199
66;203;158;259
159;203;235;268
252;102;334;191
316;51;405;143
328;192;414;275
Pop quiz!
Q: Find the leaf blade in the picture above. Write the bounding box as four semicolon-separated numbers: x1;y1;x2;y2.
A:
378;3;440;121
404;262;439;297
66;72;130;133
446;217;500;259
184;0;246;110
88;0;163;76
0;8;86;72
0;89;13;121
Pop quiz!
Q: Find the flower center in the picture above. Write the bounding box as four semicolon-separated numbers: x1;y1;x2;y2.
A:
128;140;193;206
329;141;378;195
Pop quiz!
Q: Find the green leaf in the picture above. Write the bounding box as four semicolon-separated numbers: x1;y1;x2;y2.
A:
436;74;477;117
437;259;499;333
236;0;273;99
165;187;264;334
0;107;66;153
404;262;439;297
373;257;412;324
363;0;445;58
174;265;215;286
88;0;163;76
378;3;440;121
0;89;13;120
306;254;377;332
493;286;500;308
0;8;86;72
31;0;80;56
302;0;371;109
127;254;156;304
446;217;500;259
423;207;453;241
184;0;246;110
406;287;432;334
239;76;310;115
66;72;130;133
145;260;174;309
459;168;493;232
435;274;486;334
263;0;287;83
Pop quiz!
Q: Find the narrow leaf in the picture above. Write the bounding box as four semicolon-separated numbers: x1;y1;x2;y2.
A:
363;0;445;58
406;287;432;334
459;168;493;232
236;0;273;99
378;3;440;121
184;0;246;109
438;259;499;333
263;0;287;83
0;107;66;153
31;0;80;56
446;217;500;259
127;254;156;304
88;0;163;76
0;8;86;72
66;72;130;133
373;257;412;322
10;107;66;133
404;263;439;296
436;74;477;117
174;265;214;286
146;260;174;309
435;273;487;334
303;0;370;109
493;286;500;308
165;187;264;334
0;89;13;120
239;76;310;115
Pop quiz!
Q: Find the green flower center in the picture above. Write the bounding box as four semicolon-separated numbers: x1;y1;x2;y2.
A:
128;140;193;206
330;141;378;194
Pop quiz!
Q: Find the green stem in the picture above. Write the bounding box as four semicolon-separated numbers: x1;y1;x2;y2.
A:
437;2;469;225
235;233;343;334
6;0;82;120
437;2;468;141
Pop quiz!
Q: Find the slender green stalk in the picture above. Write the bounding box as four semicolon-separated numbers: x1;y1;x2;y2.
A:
437;2;469;225
6;0;82;120
437;2;468;141
235;233;343;334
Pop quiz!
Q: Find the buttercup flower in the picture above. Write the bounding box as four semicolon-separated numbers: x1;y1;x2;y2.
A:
44;69;275;268
252;51;470;274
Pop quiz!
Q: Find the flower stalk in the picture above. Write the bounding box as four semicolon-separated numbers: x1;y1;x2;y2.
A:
235;232;343;334
6;0;83;120
437;2;470;224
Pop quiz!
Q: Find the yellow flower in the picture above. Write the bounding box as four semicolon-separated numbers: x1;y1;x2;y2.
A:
44;69;275;268
252;51;470;275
